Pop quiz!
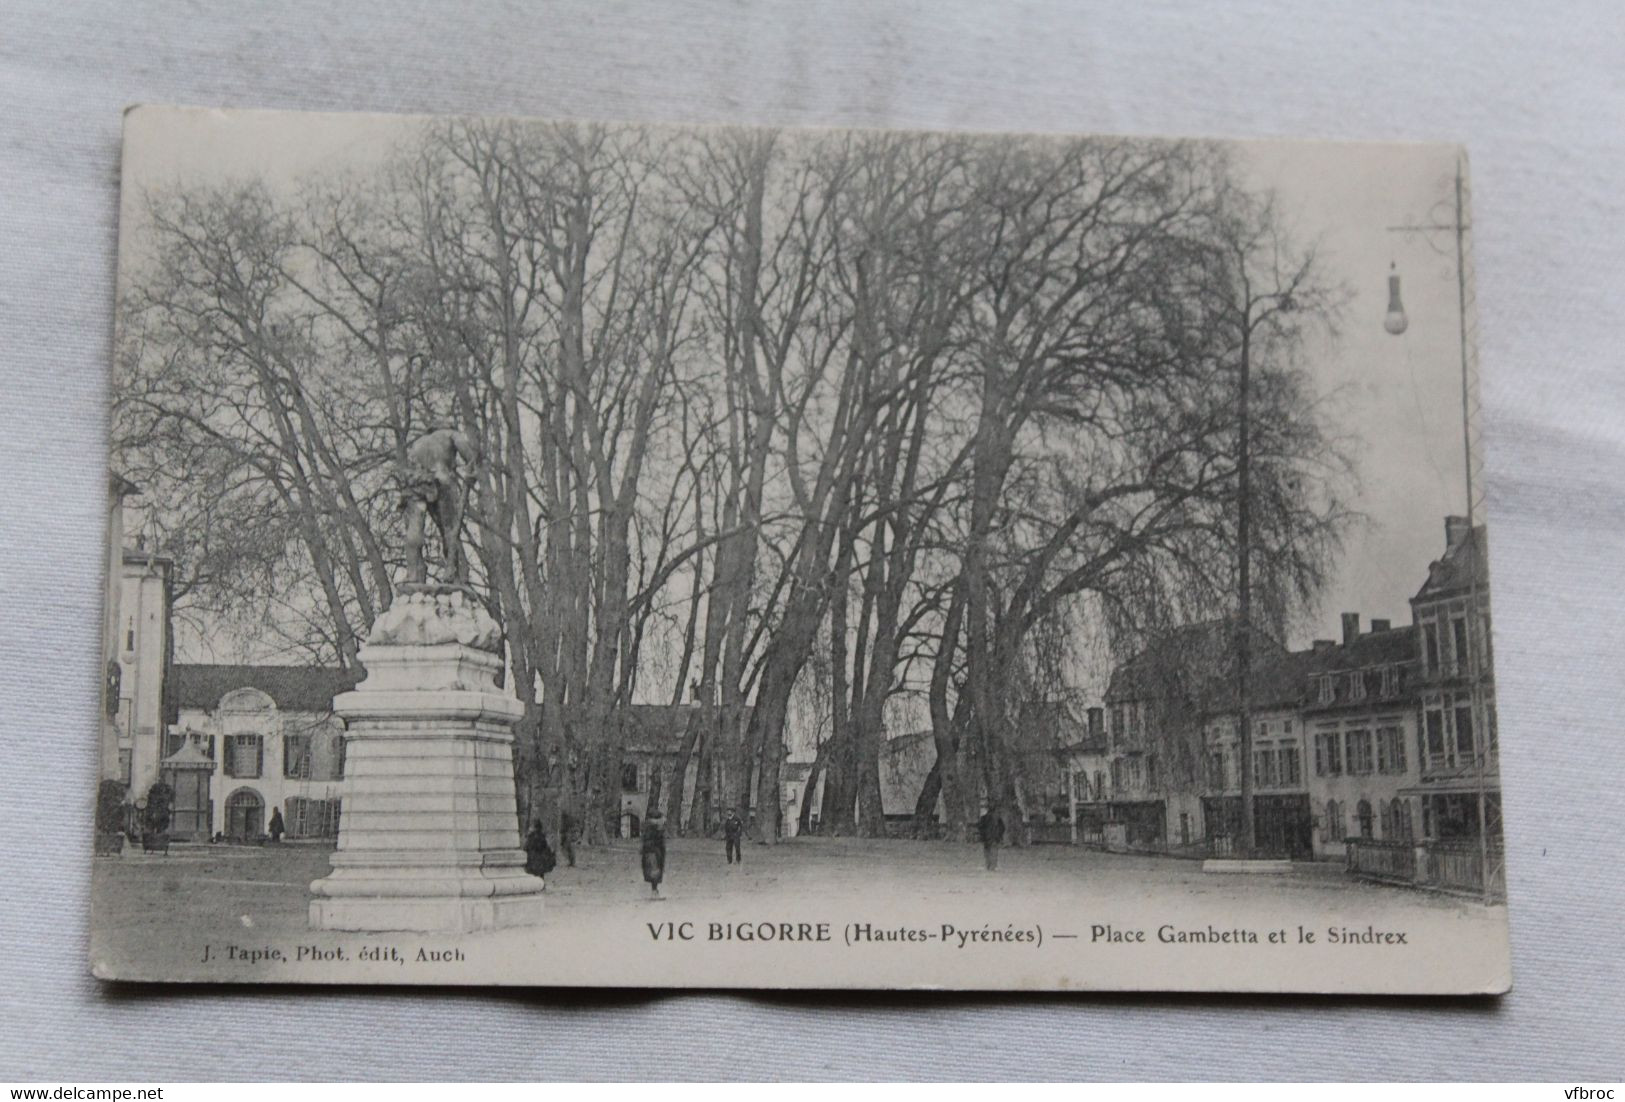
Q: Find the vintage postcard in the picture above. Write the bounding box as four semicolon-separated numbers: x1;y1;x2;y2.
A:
92;105;1510;992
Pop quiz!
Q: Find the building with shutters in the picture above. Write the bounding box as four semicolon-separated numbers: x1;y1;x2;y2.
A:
168;664;361;841
1298;614;1423;860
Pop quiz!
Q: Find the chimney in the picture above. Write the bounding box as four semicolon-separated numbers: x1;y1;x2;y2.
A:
1370;618;1392;633
1087;707;1104;742
1312;639;1335;653
1340;612;1360;645
1445;515;1470;550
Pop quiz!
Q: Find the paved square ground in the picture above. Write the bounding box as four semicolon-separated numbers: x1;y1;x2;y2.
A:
90;834;1497;985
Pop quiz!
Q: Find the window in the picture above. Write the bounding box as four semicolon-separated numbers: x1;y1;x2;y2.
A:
1110;705;1124;746
1314;731;1342;776
1346;729;1375;775
118;748;132;786
1357;799;1374;839
1111;759;1123;793
125;617;134;653
1380;664;1399;698
1451;617;1469;674
1377;726;1407;774
1146;753;1160;790
1454;704;1475;757
1322;799;1343;843
1348;671;1367;701
1093;771;1105;801
1425;709;1446;765
1253;746;1278;789
1208;752;1226;790
1393;799;1414;841
1316;675;1335;704
225;734;263;779
1279;745;1302;786
285;796;341;839
621;763;641;792
1424;622;1440;672
284;733;312;779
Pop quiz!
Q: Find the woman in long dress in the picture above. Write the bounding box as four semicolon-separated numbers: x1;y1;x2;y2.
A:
641;813;667;895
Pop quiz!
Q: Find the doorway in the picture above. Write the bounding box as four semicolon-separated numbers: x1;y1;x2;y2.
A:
225;788;265;841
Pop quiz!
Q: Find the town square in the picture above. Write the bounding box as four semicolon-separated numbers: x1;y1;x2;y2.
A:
92;106;1507;992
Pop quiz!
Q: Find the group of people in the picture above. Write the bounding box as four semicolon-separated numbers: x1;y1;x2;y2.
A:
521;806;749;897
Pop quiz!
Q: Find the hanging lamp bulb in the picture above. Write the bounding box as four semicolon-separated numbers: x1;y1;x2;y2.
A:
1384;262;1409;335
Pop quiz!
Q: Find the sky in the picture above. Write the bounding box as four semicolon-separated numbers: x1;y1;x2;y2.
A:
118;106;1474;653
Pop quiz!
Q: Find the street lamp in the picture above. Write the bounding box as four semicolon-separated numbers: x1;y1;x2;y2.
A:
1384;155;1496;905
1383;263;1409;335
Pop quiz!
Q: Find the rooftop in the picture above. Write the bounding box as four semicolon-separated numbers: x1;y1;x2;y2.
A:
1414;521;1489;603
172;663;362;715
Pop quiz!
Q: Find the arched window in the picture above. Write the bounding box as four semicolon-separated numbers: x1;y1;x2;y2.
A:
1357;799;1374;839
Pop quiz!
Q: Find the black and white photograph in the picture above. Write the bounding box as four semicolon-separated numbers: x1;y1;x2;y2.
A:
91;104;1509;993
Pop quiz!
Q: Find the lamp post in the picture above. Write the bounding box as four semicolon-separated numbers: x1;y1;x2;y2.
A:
1384;155;1496;905
1231;284;1297;861
1235;307;1255;860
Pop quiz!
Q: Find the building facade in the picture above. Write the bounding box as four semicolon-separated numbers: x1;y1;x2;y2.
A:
1299;615;1423;859
169;664;360;842
1203;683;1315;860
106;547;173;806
1103;620;1293;854
1404;517;1500;844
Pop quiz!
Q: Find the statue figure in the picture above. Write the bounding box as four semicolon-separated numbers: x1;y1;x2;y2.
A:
400;424;481;586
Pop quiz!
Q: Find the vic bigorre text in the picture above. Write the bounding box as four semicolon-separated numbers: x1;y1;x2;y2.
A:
646;920;832;942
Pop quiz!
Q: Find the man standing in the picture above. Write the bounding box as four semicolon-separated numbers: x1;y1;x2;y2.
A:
977;807;1005;871
559;809;578;868
641;812;667;896
723;807;744;866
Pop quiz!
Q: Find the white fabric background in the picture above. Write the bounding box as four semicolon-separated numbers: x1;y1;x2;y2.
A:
3;0;1623;1081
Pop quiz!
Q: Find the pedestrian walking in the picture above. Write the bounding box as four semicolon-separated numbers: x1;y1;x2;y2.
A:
267;807;285;844
977;807;1005;871
723;807;744;866
559;810;578;868
641;812;667;895
523;819;556;880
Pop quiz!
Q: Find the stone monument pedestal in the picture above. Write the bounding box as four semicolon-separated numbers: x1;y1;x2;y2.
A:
309;586;545;932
